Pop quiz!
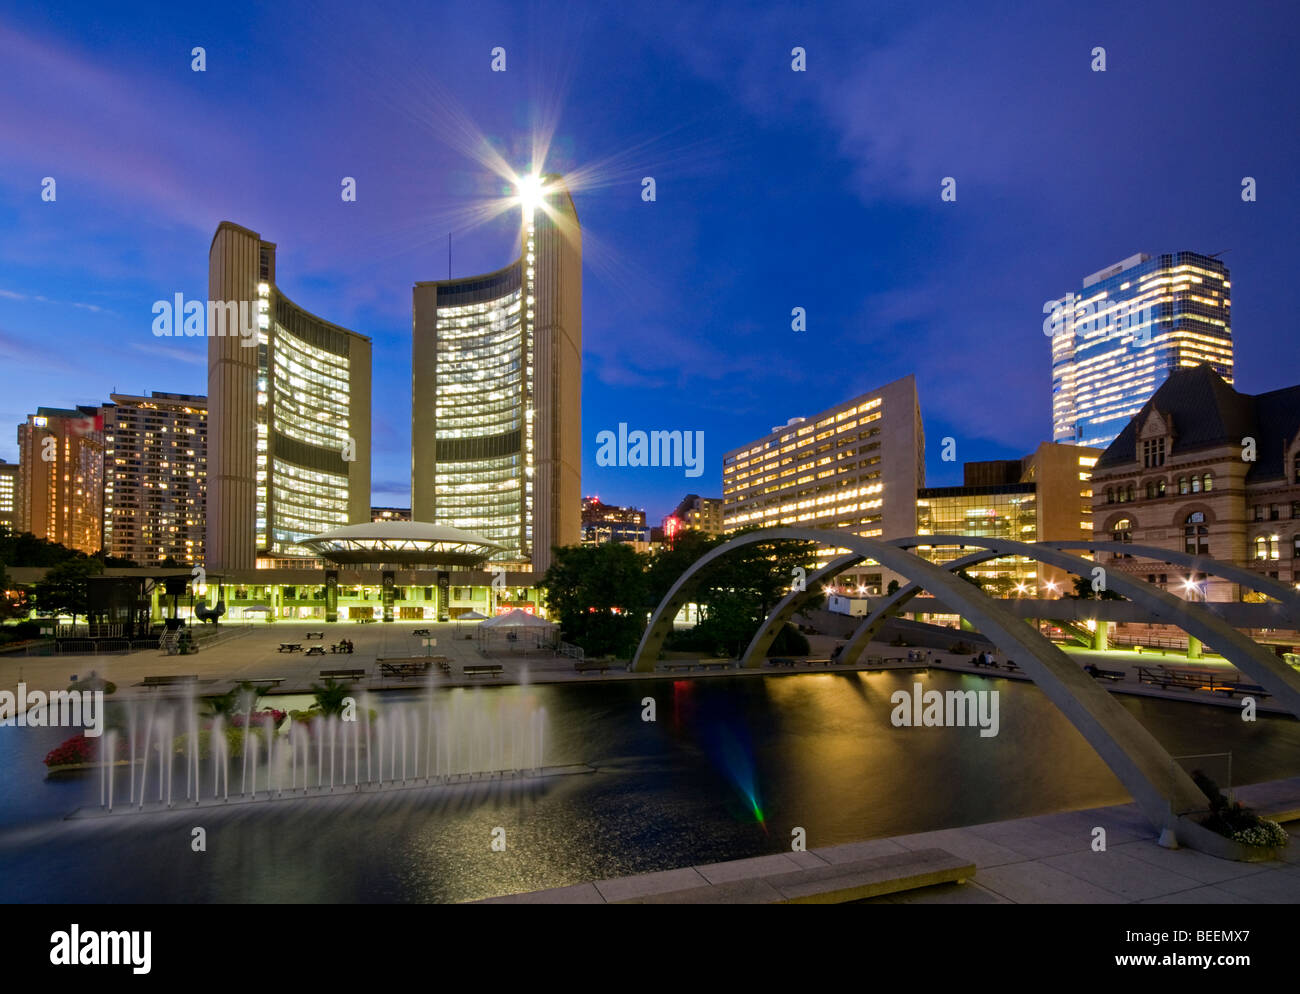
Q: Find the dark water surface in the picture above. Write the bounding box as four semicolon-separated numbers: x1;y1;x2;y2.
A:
1;670;1296;903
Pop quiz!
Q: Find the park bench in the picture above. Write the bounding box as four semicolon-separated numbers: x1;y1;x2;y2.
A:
801;657;831;668
378;659;432;680
768;657;797;668
463;664;503;678
305;645;326;656
142;674;198;687
661;661;698;673
278;643;303;653
698;658;733;671
575;659;614;674
304;632;325;640
970;655;998;668
1003;659;1022;673
319;669;366;681
354;617;375;624
329;642;354;653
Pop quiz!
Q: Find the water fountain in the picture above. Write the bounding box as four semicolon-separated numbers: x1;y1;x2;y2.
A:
80;683;570;818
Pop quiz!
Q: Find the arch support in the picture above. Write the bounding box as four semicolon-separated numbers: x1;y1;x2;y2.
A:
892;535;1300;720
635;528;1213;839
738;554;864;668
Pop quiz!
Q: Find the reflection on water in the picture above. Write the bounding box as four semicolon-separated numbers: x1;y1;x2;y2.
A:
1;671;1297;903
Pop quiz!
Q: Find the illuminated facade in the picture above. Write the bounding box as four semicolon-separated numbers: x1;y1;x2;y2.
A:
916;483;1038;595
16;407;105;554
1092;364;1300;601
664;494;724;539
412;174;582;573
102;392;207;566
0;459;15;531
1050;252;1232;448
207;222;372;571
581;497;647;545
722;375;924;591
914;443;1102;595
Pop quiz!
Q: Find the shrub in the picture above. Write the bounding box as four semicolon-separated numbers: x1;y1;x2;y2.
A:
1231;820;1289;848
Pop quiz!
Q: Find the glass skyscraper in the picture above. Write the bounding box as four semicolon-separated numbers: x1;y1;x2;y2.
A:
1049;251;1232;448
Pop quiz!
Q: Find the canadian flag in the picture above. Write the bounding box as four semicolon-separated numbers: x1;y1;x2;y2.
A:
69;414;103;435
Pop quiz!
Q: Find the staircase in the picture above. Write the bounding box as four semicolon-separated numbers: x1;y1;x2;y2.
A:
160;629;181;655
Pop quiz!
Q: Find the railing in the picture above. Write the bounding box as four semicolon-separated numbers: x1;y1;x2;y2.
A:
557;641;585;662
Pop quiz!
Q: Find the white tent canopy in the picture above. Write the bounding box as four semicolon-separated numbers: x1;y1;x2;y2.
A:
458;610;489;621
479;608;556;628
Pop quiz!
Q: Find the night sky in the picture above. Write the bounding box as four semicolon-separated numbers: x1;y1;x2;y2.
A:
1;0;1297;523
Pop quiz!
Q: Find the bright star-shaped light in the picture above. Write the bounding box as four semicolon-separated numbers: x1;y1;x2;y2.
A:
516;172;546;214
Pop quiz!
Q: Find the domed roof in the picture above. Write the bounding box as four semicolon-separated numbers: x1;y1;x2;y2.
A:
300;520;502;568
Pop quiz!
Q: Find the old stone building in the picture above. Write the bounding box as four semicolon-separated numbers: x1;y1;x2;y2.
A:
1091;364;1300;602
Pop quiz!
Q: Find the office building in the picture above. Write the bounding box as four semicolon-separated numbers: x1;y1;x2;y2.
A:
1092;364;1300;601
0;459;16;531
664;494;724;539
722;375;924;592
412;173;582;573
1050;252;1232;448
371;507;412;523
16;406;105;554
207;222;372;570
101;392;207;566
581;496;647;545
915;442;1102;596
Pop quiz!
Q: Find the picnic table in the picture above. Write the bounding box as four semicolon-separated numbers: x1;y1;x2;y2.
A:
329;642;354;653
306;645;326;656
378;660;432;680
304;632;325;640
278;643;303;653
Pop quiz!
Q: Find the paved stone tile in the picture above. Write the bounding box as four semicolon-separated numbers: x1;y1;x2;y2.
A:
1140;885;1253;904
693;852;807;884
811;837;909;865
1040;849;1203;901
974;861;1129;904
478;882;605;904
965;818;1086;859
1209;866;1300;904
1112;839;1277;885
593;866;708;902
627;877;784;904
785;850;831;869
890;827;1037;868
1030;805;1154;847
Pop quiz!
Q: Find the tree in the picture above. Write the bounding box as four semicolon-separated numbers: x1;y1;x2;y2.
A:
541;542;649;657
33;557;104;625
1070;574;1124;600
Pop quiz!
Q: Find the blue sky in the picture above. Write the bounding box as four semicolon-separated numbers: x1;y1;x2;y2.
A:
1;0;1297;523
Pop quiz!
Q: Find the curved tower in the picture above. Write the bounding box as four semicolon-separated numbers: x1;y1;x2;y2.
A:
208;222;371;570
412;174;582;574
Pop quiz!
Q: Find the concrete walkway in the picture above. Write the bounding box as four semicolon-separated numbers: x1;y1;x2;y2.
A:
481;777;1300;904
